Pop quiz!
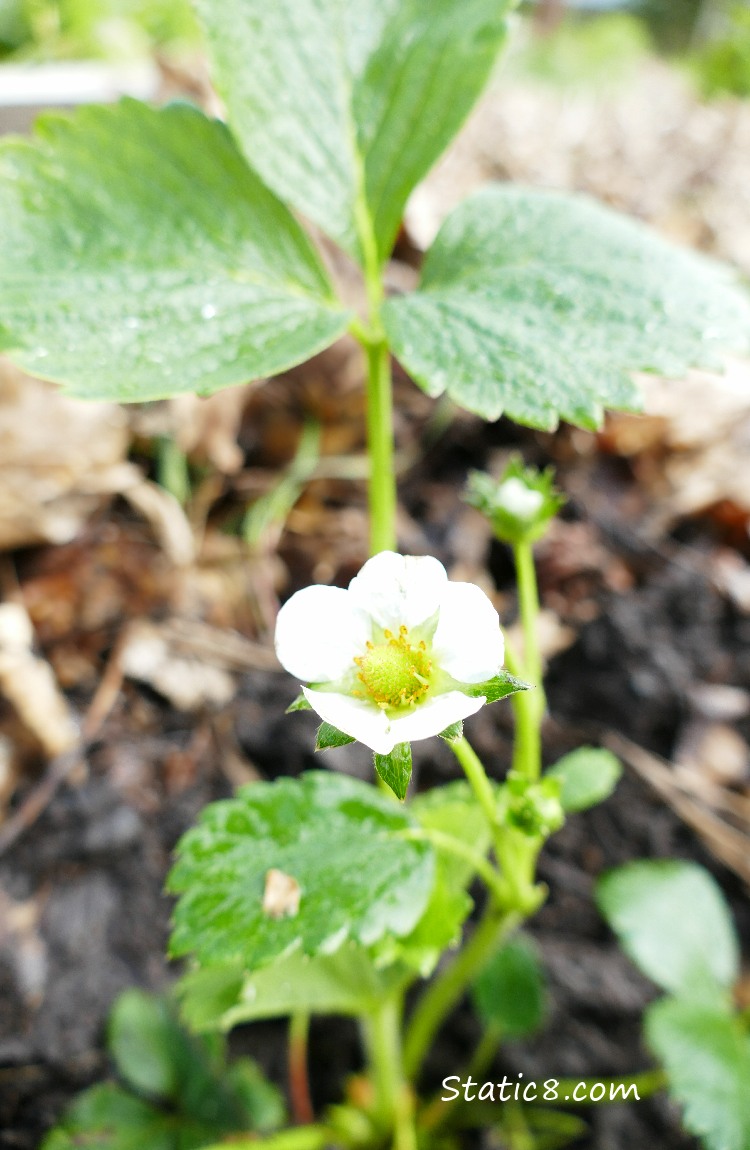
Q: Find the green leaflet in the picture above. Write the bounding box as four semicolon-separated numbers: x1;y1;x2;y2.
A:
384;185;750;428
596;860;739;1002
646;999;750;1150
472;935;547;1040
545;747;622;813
168;771;435;971
0;100;349;402
193;0;509;263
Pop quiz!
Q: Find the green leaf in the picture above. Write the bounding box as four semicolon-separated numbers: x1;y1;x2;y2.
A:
193;0;509;262
373;742;412;800
109;991;181;1101
181;946;408;1031
315;722;356;750
596;860;739;1000
545;747;622;813
168;771;435;970
472;934;546;1039
383;186;750;428
0;100;350;403
226;1060;286;1134
39;1085;175;1150
438;720;464;742
646;998;750;1150
464;671;531;703
520;1108;589;1150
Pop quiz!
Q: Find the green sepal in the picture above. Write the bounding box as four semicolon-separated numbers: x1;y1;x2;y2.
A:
545;747;622;813
373;742;412;800
438;720;464;743
286;694;313;713
315;721;355;750
464;672;531;703
498;772;564;839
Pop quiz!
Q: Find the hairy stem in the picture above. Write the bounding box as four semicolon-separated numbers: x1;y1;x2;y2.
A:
365;335;397;554
511;540;545;780
288;1011;314;1126
403;904;520;1082
364;995;417;1150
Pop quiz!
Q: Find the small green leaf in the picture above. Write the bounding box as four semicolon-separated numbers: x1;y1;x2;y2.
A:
383;186;750;428
194;0;510;262
472;935;547;1039
168;772;435;971
0;100;350;403
438;720;464;742
596;860;739;1000
464;672;531;703
315;722;356;750
39;1085;175;1150
373;742;412;800
286;694;313;714
519;1108;589;1150
546;747;622;813
109;990;181;1101
226;1060;286;1134
646;998;750;1150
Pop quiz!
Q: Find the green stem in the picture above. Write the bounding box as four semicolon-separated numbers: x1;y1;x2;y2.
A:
288;1012;314;1126
449;736;499;831
511;540;545;780
365;335;397;554
403;904;519;1082
364;995;417;1150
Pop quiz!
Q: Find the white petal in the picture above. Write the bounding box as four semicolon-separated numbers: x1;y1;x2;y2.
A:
275;585;371;683
388;691;485;745
432;582;504;684
348;551;448;631
302;687;393;754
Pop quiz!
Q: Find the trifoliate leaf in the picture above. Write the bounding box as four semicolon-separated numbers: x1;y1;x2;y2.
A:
0;100;350;402
168;772;435;970
596;860;739;1001
373;742;412;800
383;185;750;428
464;672;531;703
315;722;356;750
545;747;622;813
193;0;509;262
646;998;750;1150
472;935;547;1039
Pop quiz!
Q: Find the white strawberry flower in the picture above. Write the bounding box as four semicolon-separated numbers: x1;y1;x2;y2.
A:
275;551;504;755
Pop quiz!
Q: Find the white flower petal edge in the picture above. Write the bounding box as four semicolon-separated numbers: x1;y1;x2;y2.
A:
388;691;484;746
348;551;447;632
275;585;372;684
302;687;393;755
432;581;503;684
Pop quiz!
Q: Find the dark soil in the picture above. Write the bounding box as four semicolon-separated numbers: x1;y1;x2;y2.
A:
1;404;749;1150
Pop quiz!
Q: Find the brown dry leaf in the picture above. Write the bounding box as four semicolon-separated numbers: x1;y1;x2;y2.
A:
0;361;129;551
0;603;78;758
120;619;236;712
262;868;301;919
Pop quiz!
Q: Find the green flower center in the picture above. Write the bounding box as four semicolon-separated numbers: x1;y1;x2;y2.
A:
354;626;432;710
